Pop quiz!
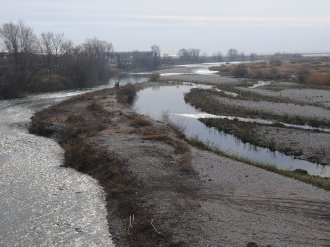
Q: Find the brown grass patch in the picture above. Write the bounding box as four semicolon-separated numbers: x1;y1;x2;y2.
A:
210;58;330;86
131;115;152;127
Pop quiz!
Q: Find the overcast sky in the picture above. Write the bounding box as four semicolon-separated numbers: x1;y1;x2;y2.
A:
1;0;330;55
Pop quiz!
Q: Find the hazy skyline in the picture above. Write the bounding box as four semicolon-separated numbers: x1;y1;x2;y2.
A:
1;0;330;55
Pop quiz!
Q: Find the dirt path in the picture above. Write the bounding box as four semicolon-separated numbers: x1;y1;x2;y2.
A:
29;84;330;246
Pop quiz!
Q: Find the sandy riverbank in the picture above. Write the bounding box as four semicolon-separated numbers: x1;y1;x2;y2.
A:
29;83;330;246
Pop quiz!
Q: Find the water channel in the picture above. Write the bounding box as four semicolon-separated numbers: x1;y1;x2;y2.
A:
133;84;330;177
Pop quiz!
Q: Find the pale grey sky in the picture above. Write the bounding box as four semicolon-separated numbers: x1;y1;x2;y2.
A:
1;0;329;54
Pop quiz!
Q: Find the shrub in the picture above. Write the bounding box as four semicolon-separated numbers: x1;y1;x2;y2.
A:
116;84;137;105
296;68;310;83
149;73;160;81
232;64;248;77
270;59;282;66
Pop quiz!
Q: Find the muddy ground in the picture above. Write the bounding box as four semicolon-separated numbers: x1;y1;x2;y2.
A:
30;83;330;246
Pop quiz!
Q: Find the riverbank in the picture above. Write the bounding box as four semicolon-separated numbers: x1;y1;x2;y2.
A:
30;83;330;246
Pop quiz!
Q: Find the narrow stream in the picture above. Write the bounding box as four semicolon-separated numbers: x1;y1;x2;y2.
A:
133;84;330;177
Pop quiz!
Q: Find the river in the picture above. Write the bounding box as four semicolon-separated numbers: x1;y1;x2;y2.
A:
0;90;114;246
1;62;328;245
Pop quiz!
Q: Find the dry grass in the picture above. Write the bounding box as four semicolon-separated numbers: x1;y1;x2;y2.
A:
87;101;105;112
131;115;152;127
210;58;330;86
138;125;193;172
307;72;330;86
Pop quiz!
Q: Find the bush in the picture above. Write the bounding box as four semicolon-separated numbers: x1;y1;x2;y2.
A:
232;64;248;77
149;73;160;81
270;59;282;66
296;68;310;83
116;84;137;105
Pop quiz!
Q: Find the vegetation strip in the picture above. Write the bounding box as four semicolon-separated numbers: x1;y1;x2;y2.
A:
209;57;330;86
185;88;330;128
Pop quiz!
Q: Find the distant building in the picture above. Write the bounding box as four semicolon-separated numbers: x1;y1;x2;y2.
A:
111;51;154;66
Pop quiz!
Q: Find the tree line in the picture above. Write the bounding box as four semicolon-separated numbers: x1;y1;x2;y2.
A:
0;21;114;98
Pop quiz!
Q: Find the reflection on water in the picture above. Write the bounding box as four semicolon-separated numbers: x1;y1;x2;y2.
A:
134;84;330;177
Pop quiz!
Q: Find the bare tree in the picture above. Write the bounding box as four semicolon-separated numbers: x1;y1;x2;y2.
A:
178;48;200;62
0;21;37;74
151;45;161;57
39;32;54;74
39;32;68;74
227;48;239;61
82;38;114;82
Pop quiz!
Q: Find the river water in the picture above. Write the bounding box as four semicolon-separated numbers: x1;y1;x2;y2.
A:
0;91;114;246
133;84;330;177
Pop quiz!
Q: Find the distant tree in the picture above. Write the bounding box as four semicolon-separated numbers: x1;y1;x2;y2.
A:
297;68;310;83
39;32;55;75
227;48;239;61
83;38;113;60
178;48;188;58
270;58;282;66
82;38;114;82
249;53;258;61
232;64;248;77
213;52;223;61
151;45;161;57
239;52;246;60
189;48;200;60
39;32;72;75
177;48;200;62
151;45;161;68
0;21;37;73
0;21;116;98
